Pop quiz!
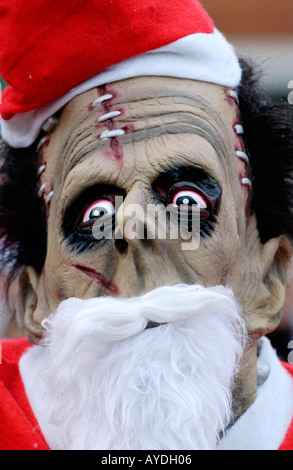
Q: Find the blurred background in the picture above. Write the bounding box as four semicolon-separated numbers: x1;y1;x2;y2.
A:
201;0;293;100
0;1;293;360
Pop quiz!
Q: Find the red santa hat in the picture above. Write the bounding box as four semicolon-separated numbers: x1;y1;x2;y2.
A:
0;0;241;148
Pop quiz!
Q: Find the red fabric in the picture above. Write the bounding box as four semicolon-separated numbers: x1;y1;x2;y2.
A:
0;337;49;450
279;362;293;450
0;0;213;119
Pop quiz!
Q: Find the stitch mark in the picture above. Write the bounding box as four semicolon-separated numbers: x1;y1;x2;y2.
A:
100;129;125;140
36;136;50;153
38;183;45;198
89;94;114;110
96;86;125;163
45;191;54;206
236;151;249;164
228;89;239;104
226;89;239;106
241;177;252;188
98;110;121;122
234;124;244;135
42;116;59;133
37;164;46;177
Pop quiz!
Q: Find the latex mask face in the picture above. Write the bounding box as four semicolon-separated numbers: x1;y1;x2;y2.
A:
23;77;257;339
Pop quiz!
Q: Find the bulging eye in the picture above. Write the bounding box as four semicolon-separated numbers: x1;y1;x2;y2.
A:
172;190;207;209
82;199;115;223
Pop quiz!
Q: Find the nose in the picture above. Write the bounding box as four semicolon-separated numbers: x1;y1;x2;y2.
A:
111;184;195;296
113;183;166;256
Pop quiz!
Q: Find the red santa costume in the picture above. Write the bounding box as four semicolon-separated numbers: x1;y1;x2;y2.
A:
0;0;292;450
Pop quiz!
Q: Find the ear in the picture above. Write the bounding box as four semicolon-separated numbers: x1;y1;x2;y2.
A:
15;266;48;344
238;215;292;340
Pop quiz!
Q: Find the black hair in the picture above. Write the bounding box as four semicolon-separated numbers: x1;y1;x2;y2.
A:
0;59;292;284
0;139;47;284
238;58;293;243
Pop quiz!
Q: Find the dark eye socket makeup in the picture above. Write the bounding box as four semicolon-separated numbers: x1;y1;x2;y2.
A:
62;184;124;253
62;165;222;253
152;165;222;235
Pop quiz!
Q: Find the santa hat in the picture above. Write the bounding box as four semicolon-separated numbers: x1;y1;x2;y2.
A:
0;0;241;148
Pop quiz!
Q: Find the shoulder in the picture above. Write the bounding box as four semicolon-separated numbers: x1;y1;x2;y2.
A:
0;336;34;403
0;337;49;450
0;337;34;407
1;336;33;360
0;337;33;380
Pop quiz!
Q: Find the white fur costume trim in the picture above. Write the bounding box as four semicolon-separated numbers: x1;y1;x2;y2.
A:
1;29;241;148
219;336;293;450
20;343;63;449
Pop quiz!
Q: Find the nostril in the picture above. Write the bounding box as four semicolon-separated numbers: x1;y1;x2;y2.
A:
114;237;128;254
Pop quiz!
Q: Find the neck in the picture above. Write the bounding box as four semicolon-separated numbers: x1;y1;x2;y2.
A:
231;340;258;423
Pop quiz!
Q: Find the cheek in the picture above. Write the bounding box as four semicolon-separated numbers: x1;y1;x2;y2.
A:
44;230;119;303
181;199;245;287
42;257;99;306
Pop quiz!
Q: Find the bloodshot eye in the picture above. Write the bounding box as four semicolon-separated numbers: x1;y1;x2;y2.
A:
82;199;115;223
172;190;207;210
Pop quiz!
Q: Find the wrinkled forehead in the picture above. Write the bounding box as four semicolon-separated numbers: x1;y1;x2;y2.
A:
45;76;242;186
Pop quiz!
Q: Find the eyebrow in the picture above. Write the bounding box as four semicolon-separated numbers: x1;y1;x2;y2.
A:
152;164;222;199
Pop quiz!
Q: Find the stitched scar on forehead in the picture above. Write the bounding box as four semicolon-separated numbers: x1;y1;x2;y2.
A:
58;81;237;186
62;97;231;171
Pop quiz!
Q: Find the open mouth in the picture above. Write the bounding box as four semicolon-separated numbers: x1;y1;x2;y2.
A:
145;321;165;329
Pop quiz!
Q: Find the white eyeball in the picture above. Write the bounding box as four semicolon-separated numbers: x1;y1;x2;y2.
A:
82;199;115;223
172;190;207;209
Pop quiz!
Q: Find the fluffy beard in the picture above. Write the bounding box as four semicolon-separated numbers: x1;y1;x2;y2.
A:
38;284;246;450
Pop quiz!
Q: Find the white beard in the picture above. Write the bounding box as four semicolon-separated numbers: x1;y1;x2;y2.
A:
33;284;246;450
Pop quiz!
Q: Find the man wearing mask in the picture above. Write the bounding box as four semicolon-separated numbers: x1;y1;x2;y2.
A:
0;0;292;450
